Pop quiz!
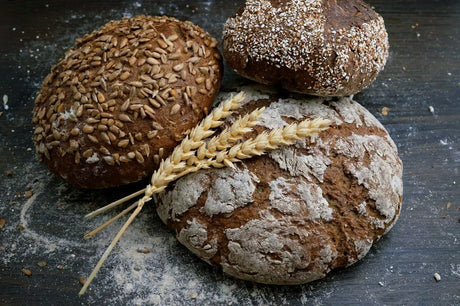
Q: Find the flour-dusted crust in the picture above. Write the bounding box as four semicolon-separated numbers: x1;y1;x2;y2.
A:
32;15;223;188
223;0;389;96
156;87;403;284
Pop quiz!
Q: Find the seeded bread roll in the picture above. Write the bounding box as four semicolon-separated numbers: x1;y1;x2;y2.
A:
33;15;223;189
155;87;403;284
223;0;389;96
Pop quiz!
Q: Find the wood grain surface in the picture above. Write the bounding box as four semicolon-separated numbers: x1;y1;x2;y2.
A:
0;1;459;305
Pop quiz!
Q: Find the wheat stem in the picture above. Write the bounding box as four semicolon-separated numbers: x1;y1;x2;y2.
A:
78;199;148;296
84;202;139;239
85;189;145;219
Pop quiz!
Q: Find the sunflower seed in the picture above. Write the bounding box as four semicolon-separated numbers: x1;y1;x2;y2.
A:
120;71;130;81
83;125;95;133
82;149;94;158
103;156;115;165
118;113;132;122
117;139;129;148
87;135;99;143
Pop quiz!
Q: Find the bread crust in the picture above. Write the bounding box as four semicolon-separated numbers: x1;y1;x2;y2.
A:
156;87;403;284
223;0;389;96
33;15;223;188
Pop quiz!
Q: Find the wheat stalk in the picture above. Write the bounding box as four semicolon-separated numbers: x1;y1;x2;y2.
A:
204;117;332;169
85;189;145;219
78;95;332;296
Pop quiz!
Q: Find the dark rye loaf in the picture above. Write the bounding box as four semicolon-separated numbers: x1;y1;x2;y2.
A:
32;15;223;188
155;86;403;284
223;0;389;96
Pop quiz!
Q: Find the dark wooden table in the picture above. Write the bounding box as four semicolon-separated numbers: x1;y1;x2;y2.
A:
1;1;459;305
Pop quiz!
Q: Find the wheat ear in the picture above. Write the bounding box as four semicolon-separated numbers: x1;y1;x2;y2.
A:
198;107;265;158
83;92;247;220
201;117;332;169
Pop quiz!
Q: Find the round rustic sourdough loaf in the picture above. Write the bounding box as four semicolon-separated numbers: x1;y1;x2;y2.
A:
155;86;403;284
223;0;389;96
32;15;223;188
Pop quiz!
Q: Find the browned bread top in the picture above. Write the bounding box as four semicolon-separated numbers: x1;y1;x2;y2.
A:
223;0;389;96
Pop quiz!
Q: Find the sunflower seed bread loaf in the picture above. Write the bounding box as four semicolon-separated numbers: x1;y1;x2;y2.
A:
32;15;223;188
223;0;389;96
155;86;403;284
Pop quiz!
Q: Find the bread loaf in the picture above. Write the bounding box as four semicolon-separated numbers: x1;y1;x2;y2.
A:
32;15;223;188
223;0;389;96
155;86;403;284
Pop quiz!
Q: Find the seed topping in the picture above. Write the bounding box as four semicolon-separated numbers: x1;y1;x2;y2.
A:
33;15;222;172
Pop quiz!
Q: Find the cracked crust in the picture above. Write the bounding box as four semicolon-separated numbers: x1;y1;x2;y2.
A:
155;87;403;284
